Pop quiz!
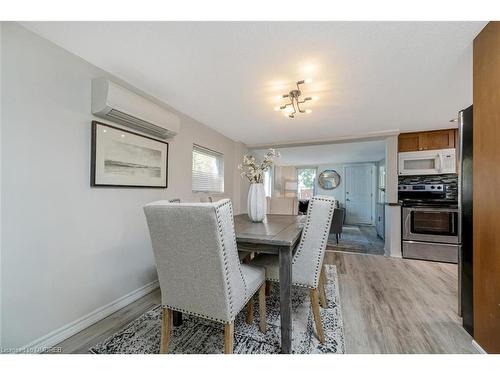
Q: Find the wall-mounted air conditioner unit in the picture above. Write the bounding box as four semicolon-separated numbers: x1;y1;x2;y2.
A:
91;78;180;139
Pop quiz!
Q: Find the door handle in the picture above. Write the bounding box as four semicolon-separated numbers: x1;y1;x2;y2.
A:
346;198;350;202
436;154;443;173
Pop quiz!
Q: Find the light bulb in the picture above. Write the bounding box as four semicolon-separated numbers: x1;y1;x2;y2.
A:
304;78;313;84
305;109;312;114
312;96;320;101
283;112;290;117
274;107;280;111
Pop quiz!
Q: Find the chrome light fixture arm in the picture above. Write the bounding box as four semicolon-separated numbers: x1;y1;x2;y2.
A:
276;79;314;118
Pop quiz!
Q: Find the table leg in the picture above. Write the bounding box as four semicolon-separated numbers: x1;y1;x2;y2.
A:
173;311;183;327
279;246;293;354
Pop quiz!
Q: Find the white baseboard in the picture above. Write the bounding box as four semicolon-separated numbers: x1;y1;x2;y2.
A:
472;339;487;354
20;280;159;352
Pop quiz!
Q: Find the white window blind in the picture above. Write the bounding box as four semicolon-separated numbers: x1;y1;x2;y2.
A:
192;145;224;193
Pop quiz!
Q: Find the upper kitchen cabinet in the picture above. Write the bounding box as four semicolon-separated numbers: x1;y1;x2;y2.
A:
398;129;457;152
398;132;422;152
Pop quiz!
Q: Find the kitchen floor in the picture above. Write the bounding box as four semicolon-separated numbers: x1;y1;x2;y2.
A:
55;252;474;354
326;251;475;353
327;225;385;255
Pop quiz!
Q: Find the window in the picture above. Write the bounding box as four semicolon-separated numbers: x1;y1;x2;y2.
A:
192;145;224;193
378;165;386;203
296;168;317;199
263;168;272;197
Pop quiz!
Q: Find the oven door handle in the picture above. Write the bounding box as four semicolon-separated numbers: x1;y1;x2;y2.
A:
407;207;459;213
404;210;412;235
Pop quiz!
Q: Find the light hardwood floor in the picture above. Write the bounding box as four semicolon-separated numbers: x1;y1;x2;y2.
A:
56;252;476;354
325;251;476;353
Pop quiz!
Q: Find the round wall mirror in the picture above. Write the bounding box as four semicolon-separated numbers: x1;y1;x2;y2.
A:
318;170;341;190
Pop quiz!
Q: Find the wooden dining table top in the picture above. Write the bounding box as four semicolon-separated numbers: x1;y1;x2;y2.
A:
233;214;306;247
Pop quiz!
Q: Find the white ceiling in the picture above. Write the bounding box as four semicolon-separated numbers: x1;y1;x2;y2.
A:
21;21;486;145
254;140;386;166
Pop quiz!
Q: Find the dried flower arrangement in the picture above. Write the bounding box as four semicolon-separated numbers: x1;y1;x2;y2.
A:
238;149;281;183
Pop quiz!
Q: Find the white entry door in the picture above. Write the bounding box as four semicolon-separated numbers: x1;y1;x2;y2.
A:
344;164;374;225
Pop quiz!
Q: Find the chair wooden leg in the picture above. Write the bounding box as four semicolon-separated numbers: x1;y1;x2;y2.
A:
246;298;254;324
309;289;325;343
258;283;267;333
224;323;234;354
160;307;172;354
265;280;272;296
318;266;327;308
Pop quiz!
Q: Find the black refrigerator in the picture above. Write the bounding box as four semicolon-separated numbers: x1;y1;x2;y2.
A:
458;105;473;336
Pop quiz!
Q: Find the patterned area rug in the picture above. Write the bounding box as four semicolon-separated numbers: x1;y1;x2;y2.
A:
90;265;345;354
328;226;385;255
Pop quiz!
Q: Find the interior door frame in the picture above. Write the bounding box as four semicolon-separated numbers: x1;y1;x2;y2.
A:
343;163;377;225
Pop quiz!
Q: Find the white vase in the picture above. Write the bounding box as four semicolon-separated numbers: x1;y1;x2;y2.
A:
247;183;267;222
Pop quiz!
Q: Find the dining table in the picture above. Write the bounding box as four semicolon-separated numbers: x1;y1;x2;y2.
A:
234;213;306;354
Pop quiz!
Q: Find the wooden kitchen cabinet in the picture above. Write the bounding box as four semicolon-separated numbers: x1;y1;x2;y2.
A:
398;132;423;152
398;129;457;152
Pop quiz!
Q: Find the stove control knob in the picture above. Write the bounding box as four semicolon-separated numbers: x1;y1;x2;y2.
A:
437;186;442;190
431;186;435;189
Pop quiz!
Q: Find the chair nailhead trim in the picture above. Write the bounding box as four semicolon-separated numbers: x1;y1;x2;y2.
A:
163;280;263;325
162;304;232;324
214;200;248;321
292;196;335;288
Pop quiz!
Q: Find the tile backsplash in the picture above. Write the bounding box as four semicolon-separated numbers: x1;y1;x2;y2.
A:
398;174;458;200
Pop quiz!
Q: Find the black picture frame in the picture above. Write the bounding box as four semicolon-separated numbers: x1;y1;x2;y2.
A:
91;121;169;188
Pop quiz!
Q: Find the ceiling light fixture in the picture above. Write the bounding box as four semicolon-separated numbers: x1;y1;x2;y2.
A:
276;79;315;119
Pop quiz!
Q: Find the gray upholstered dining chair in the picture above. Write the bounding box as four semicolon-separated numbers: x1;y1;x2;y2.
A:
329;207;345;244
250;195;336;343
143;199;267;354
266;197;299;215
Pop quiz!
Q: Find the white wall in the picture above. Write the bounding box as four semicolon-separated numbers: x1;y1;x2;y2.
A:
315;164;345;205
0;21;3;348
0;23;245;348
384;136;402;257
232;142;249;213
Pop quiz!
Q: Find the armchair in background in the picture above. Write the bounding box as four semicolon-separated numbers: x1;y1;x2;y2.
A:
329;207;345;244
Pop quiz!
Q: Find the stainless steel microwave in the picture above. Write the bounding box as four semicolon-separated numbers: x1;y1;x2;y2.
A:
398;148;456;175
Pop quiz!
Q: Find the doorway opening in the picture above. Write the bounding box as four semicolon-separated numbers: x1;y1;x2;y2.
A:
252;139;387;256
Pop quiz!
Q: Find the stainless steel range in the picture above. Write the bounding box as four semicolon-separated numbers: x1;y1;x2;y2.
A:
399;184;459;263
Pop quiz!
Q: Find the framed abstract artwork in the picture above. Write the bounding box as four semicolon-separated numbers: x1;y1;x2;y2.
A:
91;121;168;188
